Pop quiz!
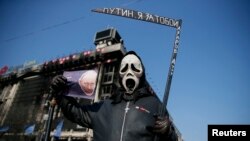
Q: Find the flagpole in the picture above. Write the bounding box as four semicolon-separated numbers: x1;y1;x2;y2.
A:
44;98;56;141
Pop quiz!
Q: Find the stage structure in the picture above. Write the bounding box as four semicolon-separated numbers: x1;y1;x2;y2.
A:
0;29;183;140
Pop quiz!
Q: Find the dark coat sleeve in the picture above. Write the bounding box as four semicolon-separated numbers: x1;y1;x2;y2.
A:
156;99;178;141
159;123;178;141
58;96;102;129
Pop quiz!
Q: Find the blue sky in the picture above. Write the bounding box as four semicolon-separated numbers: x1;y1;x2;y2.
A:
0;0;250;141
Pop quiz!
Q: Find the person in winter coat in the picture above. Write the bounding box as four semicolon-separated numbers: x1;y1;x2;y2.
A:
50;51;178;141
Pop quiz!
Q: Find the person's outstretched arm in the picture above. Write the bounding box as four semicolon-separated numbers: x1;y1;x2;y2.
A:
50;75;102;128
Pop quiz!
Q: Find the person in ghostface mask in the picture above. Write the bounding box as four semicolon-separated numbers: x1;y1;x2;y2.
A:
50;51;178;141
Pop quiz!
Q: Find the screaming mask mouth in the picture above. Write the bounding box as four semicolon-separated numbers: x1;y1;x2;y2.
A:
126;78;135;91
122;77;139;94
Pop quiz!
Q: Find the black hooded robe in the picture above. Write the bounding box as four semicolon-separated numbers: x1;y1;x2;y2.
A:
58;87;177;141
57;51;178;141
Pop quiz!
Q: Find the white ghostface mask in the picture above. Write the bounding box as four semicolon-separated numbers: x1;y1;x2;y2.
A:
119;54;143;94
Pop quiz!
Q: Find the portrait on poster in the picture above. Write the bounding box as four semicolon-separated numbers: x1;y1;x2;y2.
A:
63;69;98;99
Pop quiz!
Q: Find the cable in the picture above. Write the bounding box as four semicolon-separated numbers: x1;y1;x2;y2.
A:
2;16;85;43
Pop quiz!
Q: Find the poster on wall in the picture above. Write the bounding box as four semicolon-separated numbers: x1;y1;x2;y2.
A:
63;68;98;99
